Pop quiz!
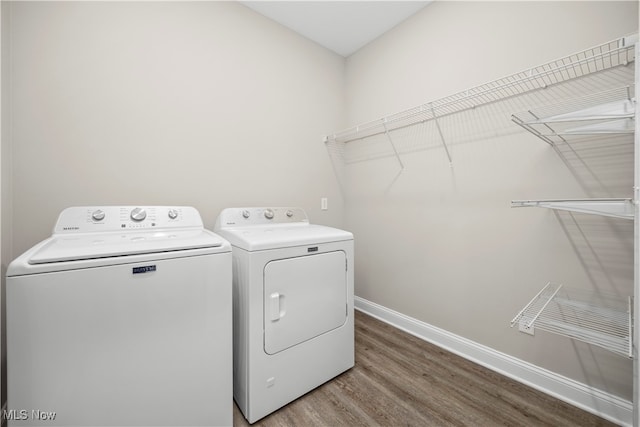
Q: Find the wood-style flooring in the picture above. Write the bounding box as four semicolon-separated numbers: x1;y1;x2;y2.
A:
233;310;616;426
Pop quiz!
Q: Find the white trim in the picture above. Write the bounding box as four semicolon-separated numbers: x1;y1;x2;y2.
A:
355;296;632;427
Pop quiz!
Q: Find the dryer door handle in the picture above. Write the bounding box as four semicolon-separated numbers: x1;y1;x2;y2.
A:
269;292;285;321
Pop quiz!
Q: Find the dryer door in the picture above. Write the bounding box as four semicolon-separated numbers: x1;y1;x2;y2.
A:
263;251;347;355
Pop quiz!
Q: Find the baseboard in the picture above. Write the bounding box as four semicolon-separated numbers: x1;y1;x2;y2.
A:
354;296;632;427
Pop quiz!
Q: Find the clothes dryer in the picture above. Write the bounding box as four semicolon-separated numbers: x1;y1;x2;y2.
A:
7;206;232;426
214;207;354;423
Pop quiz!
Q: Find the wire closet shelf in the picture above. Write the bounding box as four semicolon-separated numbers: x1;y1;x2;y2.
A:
511;85;635;146
511;283;632;358
509;73;636;219
325;34;637;146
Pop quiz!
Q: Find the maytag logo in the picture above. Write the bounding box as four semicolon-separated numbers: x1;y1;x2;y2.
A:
63;226;80;231
132;265;156;275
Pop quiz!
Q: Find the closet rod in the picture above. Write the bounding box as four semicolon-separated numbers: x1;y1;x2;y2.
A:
326;34;637;145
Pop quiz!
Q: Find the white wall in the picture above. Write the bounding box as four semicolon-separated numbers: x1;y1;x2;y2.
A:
343;1;638;401
9;1;345;258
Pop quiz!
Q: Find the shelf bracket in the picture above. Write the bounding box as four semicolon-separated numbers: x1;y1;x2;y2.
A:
511;113;557;146
526;284;563;329
511;282;554;328
511;198;635;220
429;103;453;166
382;119;405;171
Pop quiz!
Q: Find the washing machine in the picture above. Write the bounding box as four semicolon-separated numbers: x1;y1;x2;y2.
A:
214;207;354;423
6;206;232;426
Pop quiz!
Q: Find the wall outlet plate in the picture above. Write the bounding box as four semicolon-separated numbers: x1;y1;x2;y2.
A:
519;318;535;336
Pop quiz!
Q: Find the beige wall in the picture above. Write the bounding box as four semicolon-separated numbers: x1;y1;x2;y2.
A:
343;1;638;400
9;1;345;257
5;0;345;409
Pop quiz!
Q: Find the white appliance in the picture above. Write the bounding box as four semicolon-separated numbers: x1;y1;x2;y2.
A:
6;206;232;427
214;207;354;423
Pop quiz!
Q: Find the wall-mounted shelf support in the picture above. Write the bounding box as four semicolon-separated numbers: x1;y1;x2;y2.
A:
561;118;634;135
511;282;633;358
382;119;404;171
512;113;557;146
429;103;453;166
524;97;635;124
511;198;635;220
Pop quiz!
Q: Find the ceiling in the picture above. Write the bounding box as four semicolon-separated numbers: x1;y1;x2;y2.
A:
241;1;432;57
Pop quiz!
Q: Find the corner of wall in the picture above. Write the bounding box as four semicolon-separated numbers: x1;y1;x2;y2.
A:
1;0;12;413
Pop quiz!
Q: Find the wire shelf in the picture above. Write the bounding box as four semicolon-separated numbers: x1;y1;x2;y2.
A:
511;198;634;220
511;283;633;358
511;86;636;146
325;34;637;145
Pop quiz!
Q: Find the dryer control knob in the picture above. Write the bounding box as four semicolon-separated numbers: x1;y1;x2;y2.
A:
264;209;275;220
130;207;147;222
168;209;178;220
286;210;294;218
91;209;105;221
242;210;250;219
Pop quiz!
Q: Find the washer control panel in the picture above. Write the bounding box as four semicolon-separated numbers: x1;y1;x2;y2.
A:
216;207;309;228
53;206;203;234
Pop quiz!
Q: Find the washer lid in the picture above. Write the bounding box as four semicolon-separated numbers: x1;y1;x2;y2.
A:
215;223;352;251
28;229;226;264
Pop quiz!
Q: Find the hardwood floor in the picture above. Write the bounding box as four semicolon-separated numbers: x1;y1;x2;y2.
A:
233;310;616;426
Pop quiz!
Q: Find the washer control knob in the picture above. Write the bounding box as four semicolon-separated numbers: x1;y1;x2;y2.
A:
130;207;147;222
91;209;105;221
242;210;250;219
264;209;275;220
286;210;294;218
168;209;178;220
